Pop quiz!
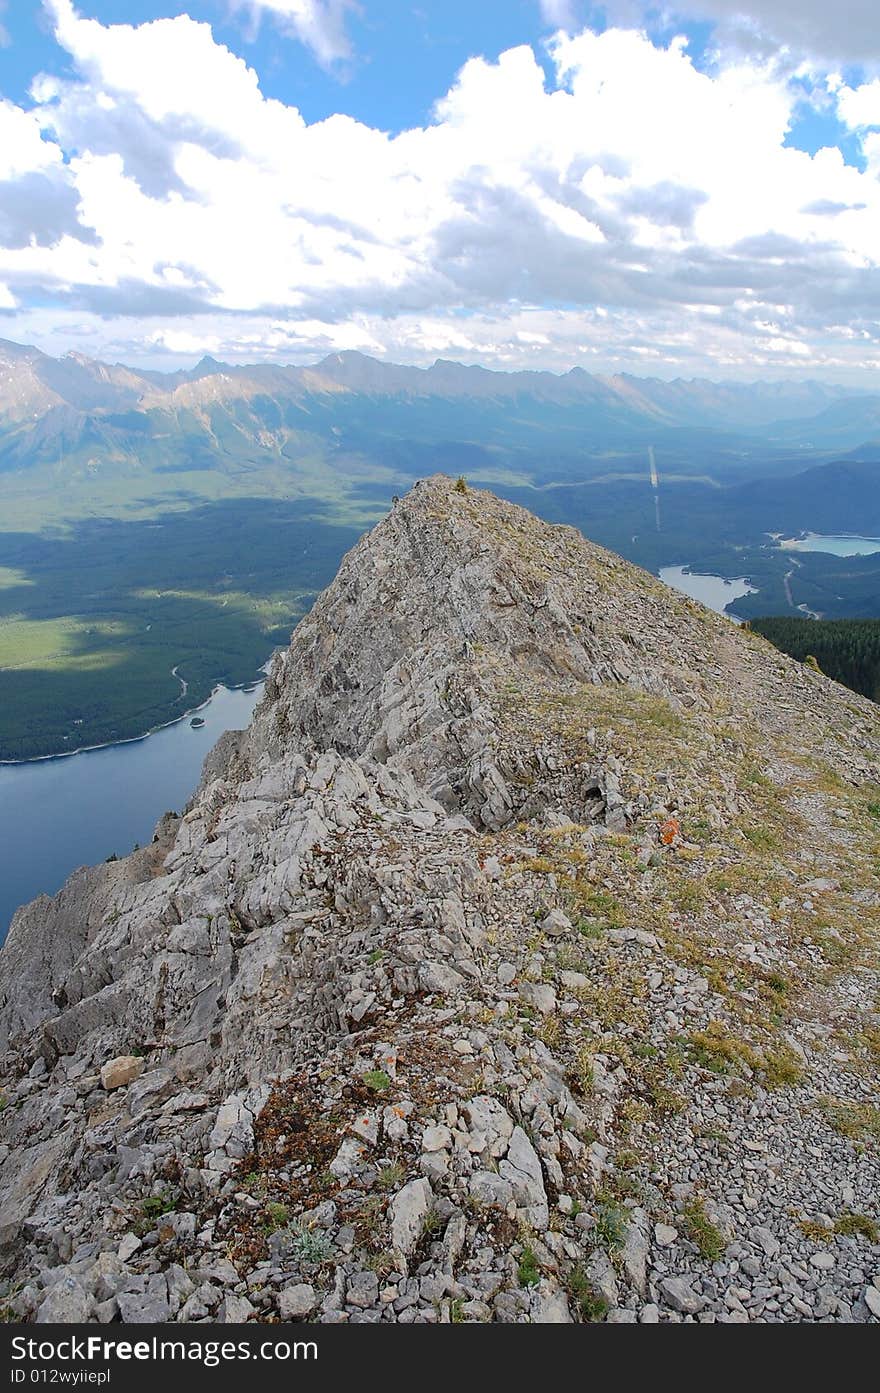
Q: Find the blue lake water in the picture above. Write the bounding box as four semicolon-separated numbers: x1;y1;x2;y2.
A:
0;683;262;946
659;565;757;621
782;533;880;557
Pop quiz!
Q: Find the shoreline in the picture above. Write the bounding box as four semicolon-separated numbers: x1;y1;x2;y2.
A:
778;531;880;552
0;667;270;769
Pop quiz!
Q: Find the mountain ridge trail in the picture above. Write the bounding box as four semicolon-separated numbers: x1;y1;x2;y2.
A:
1;475;878;1324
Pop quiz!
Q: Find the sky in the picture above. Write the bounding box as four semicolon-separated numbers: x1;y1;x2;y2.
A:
0;1;879;380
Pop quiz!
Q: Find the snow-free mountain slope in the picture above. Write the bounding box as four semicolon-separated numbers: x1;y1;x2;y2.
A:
1;477;878;1324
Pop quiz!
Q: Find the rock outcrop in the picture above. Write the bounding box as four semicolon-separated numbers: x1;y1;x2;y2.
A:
1;476;878;1324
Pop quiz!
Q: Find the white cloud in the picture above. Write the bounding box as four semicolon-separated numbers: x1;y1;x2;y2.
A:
0;98;62;180
230;0;357;67
0;6;878;379
837;79;880;129
42;0;304;147
538;1;577;28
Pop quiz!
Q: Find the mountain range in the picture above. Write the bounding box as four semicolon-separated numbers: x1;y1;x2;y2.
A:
1;337;878;764
2;338;878;486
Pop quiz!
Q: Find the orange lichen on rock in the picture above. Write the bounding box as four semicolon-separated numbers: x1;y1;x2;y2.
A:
659;817;681;845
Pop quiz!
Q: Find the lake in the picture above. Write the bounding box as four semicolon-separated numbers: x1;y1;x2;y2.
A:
0;682;263;946
659;565;757;620
781;533;880;557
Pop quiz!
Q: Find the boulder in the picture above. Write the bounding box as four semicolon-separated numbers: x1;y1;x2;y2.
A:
100;1055;145;1091
279;1283;317;1320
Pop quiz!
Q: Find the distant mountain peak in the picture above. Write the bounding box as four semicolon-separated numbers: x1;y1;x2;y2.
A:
0;335;874;444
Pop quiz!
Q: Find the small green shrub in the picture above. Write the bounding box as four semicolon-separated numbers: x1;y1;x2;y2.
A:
264;1202;289;1231
741;824;778;851
686;1023;758;1076
818;1098;880;1141
362;1069;391;1093
764;973;789;996
422;1207;443;1239
593;1201;626;1252
141;1193;177;1219
375;1162;405;1190
681;1197;726;1262
517;1245;541;1287
567;1265;608;1322
761;1045;804;1090
287;1222;333;1265
834;1211;878;1242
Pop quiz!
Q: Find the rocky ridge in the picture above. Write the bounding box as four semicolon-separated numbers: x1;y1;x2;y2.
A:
1;475;878;1325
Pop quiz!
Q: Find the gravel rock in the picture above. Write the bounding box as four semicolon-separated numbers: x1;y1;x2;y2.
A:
659;1276;705;1315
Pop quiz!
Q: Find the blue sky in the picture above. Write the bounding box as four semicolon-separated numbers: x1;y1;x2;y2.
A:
0;3;622;137
0;2;868;146
0;2;565;125
1;1;879;379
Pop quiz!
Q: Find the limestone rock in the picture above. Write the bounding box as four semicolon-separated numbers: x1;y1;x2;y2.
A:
540;909;572;938
100;1056;144;1091
219;1293;255;1323
659;1276;705;1315
36;1277;92;1324
519;982;557;1014
279;1284;317;1320
585;1251;619;1308
531;1280;573;1323
116;1275;171;1323
390;1178;433;1259
499;1127;549;1229
621;1216;649;1294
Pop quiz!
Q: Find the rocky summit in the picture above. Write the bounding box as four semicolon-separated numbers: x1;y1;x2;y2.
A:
1;475;879;1325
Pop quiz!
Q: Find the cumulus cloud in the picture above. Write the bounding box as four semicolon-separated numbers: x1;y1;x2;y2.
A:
0;4;878;377
836;78;880;128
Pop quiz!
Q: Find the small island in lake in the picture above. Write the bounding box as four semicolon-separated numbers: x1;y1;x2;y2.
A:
190;716;206;729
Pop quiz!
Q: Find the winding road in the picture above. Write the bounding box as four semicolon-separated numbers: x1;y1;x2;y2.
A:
783;557;821;620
